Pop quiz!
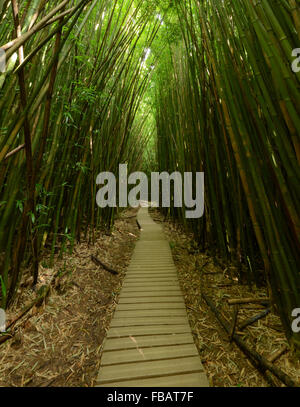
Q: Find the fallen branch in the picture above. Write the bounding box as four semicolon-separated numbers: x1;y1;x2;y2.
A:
268;346;288;363
136;220;141;230
239;308;271;331
202;293;297;387
0;285;50;345
0;268;69;346
7;285;50;330
259;346;289;381
228;297;270;305
91;255;119;275
0;332;13;344
229;305;239;342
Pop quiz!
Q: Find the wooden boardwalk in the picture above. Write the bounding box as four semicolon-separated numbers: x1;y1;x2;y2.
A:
96;207;209;387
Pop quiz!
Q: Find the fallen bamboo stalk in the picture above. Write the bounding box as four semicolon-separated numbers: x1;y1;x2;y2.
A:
268;347;288;363
0;285;50;345
91;255;119;275
0;268;69;346
239;308;271;331
7;285;50;331
228;297;270;305
202;293;297;387
229;305;239;341
0;332;13;344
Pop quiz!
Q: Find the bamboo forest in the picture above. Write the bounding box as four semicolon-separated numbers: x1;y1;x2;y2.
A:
0;0;300;389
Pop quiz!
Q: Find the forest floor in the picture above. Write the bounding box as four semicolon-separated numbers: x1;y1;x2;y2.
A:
0;207;299;387
0;208;139;387
149;209;300;387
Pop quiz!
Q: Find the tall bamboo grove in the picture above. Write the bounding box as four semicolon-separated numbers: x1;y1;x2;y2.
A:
0;0;159;306
155;0;300;353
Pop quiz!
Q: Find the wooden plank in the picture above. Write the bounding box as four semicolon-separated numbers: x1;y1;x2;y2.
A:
118;296;184;304
133;250;170;253
133;244;169;247
114;309;187;318
125;276;178;281
134;244;169;247
124;280;178;285
122;282;180;289
124;277;178;282
122;286;180;291
127;270;177;274
120;290;182;297
128;264;176;268
97;372;209;387
121;287;182;293
103;333;194;351
131;258;173;261
127;268;177;271
110;316;188;327
124;280;178;284
115;302;186;310
129;262;175;266
135;242;168;245
132;252;171;255
126;271;176;275
135;242;169;245
126;270;177;274
101;344;198;365
122;281;180;292
139;237;166;241
97;356;204;384
129;265;175;268
131;255;172;257
125;276;177;280
107;325;191;338
128;266;176;270
123;281;179;285
96;207;209;388
127;266;176;269
131;257;173;260
131;252;172;256
130;262;174;265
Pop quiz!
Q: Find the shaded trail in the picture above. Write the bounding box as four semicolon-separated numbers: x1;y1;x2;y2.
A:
96;207;209;387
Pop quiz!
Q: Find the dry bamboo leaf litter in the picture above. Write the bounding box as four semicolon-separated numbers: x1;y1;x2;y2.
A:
0;208;139;387
150;209;300;387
